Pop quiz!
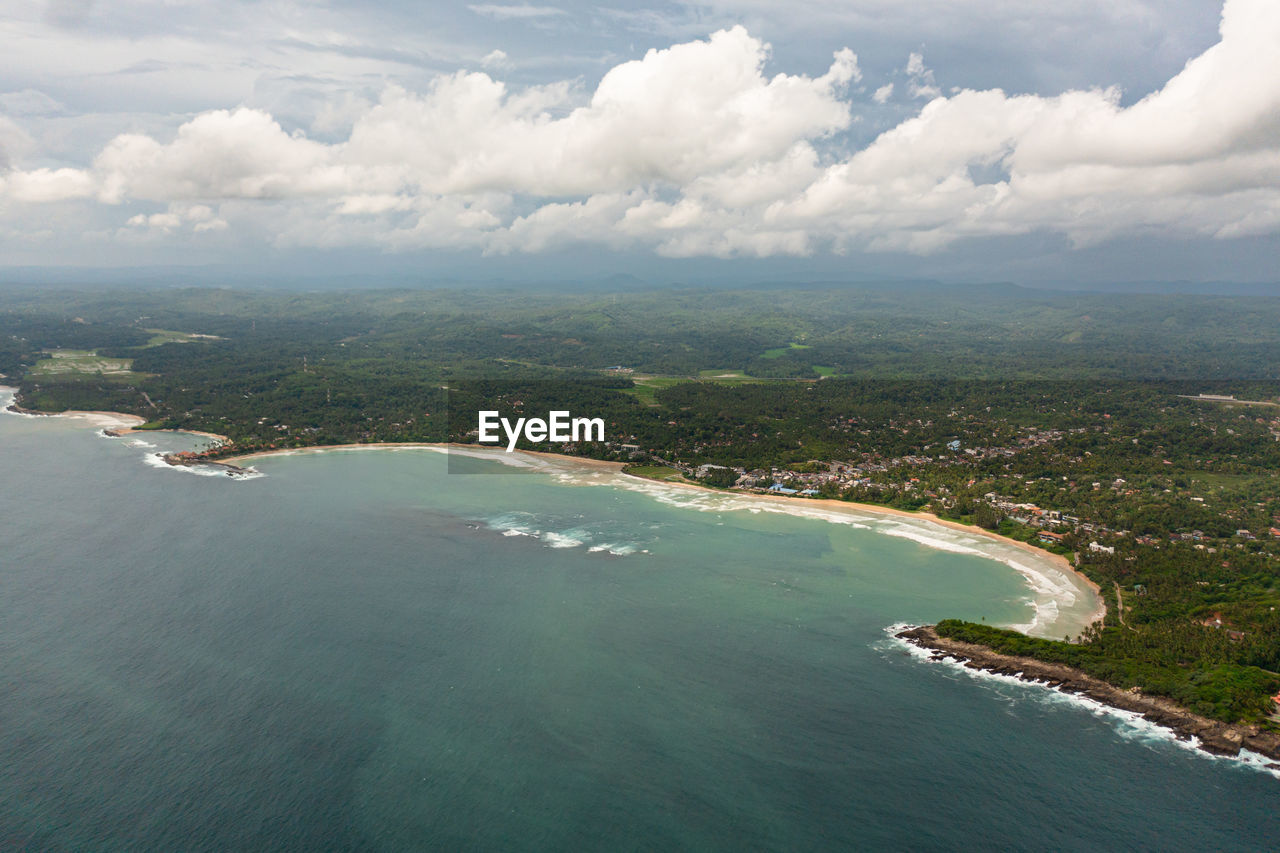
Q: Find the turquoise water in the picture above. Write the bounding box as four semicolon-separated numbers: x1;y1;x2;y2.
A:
1;397;1277;850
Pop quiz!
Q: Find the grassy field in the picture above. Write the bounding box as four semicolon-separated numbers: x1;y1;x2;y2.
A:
620;375;687;405
143;328;224;346
696;369;753;380
1188;471;1280;491
760;342;812;359
624;464;692;482
622;370;776;404
30;350;134;376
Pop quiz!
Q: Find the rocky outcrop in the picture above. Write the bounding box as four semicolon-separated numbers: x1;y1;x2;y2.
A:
5;403;55;416
896;625;1280;763
161;452;253;477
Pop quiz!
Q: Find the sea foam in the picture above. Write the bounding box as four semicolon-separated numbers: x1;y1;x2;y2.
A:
881;625;1280;781
481;511;642;556
604;473;1092;639
142;452;263;480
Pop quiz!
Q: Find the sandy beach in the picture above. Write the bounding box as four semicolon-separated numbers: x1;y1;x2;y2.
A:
0;388;228;443
220;441;1105;634
225;442;628;471
73;419;229;443
1;399;142;431
4;389;1103;636
157;428;231;442
607;464;1106;632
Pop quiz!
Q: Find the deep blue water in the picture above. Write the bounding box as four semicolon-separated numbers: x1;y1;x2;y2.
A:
1;402;1276;851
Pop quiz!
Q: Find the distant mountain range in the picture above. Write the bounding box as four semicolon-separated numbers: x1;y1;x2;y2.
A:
0;265;1276;297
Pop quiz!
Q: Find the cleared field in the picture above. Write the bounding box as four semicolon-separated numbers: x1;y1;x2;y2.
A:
621;371;774;405
1188;471;1280;491
760;342;812;359
621;375;686;405
144;328;224;346
31;350;134;376
625;464;691;482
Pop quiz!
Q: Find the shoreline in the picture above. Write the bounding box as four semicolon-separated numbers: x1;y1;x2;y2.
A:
896;625;1280;765
595;463;1105;633
619;467;1101;601
220;441;1104;635
4;402;145;429
113;426;232;443
0;388;227;441
222;442;627;471
0;388;1103;637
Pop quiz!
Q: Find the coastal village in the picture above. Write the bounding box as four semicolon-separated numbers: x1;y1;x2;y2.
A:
617;432;1280;559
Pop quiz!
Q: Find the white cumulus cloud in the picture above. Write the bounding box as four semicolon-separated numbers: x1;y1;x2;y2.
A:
0;0;1278;259
481;49;511;69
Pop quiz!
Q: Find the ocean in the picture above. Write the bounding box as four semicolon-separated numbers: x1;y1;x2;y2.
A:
1;391;1277;851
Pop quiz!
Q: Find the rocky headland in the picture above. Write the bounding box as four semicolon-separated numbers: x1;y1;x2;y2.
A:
896;625;1280;763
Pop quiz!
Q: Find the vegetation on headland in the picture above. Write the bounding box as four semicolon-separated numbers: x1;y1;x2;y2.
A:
934;620;1280;724
4;281;1280;724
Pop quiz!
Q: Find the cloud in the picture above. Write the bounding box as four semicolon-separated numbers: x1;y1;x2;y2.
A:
14;26;854;203
126;203;228;234
481;49;512;69
43;0;95;28
905;52;940;99
0;89;66;117
2;0;1279;260
0;167;95;202
0;117;35;170
467;4;565;20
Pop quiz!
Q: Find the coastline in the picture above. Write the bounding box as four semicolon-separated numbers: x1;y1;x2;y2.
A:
124;426;232;443
587;463;1105;633
620;468;1100;598
4;402;145;429
219;441;1103;635
1;388;1102;637
0;387;228;439
896;625;1280;765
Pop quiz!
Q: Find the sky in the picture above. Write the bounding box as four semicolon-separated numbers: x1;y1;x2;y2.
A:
0;0;1276;284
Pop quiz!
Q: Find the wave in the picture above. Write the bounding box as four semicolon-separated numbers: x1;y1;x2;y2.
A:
1;387;42;418
542;530;588;549
430;445;541;469
481;511;643;556
605;474;1094;638
485;511;541;538
612;476;879;528
880;625;1280;780
142;452;263;480
869;519;1084;636
587;542;640;556
466;455;1096;637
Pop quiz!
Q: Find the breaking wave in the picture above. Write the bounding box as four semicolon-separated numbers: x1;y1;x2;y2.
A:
604;473;1094;639
142;452;263;481
481;511;643;556
880;625;1280;781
